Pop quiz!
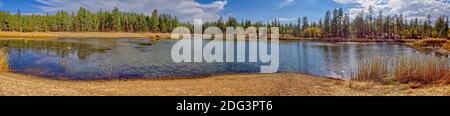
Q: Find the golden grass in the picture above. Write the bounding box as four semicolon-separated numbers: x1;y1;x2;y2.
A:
412;38;450;47
352;56;389;83
352;55;450;85
395;55;450;85
0;32;58;38
442;43;450;51
0;48;9;72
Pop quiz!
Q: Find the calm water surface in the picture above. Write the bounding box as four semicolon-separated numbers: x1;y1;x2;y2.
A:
0;38;430;80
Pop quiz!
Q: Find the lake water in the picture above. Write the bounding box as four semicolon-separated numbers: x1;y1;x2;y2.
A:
0;38;427;80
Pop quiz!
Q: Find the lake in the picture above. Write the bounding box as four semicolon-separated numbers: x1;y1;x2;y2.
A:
0;38;429;80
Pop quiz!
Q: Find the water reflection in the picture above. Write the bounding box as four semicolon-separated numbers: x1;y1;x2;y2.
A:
0;38;428;80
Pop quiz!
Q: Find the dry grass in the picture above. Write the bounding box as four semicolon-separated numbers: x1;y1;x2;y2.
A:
352;55;450;85
0;32;58;38
395;55;450;85
0;48;8;72
283;37;416;43
413;38;450;47
352;56;389;83
442;43;450;51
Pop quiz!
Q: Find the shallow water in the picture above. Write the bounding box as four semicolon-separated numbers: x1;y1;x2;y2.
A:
0;38;431;80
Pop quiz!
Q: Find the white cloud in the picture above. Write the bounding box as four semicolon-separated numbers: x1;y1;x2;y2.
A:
34;0;228;21
277;0;296;9
334;0;450;20
276;17;296;22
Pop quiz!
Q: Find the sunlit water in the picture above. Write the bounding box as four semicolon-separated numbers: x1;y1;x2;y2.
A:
0;38;430;80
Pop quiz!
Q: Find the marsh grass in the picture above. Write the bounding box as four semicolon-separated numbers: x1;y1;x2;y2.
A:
0;48;9;72
441;43;450;51
395;55;450;85
352;56;390;83
352;55;450;85
413;38;449;47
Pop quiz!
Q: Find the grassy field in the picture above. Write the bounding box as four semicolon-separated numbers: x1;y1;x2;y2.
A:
1;72;449;96
0;32;171;39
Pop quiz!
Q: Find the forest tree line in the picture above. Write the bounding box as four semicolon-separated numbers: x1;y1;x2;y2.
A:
0;7;183;33
0;7;449;39
281;8;450;39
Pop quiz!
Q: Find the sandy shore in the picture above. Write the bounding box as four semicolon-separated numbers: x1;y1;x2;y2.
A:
0;32;171;39
1;72;449;96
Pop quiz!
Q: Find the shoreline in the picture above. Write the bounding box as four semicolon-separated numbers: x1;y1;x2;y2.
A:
0;32;418;43
1;32;448;96
1;72;449;96
282;37;417;43
0;32;172;39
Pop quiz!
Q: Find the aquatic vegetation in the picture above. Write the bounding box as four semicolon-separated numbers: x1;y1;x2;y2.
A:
352;56;389;83
352;55;450;85
395;55;450;85
138;42;154;46
0;48;9;72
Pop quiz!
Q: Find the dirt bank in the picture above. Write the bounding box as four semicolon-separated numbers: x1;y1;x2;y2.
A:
1;73;449;96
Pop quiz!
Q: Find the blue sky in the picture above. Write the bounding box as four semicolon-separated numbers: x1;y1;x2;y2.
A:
0;0;449;23
215;0;351;22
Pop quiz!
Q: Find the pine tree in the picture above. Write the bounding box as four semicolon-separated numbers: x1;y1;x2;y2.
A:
375;11;383;37
342;13;350;38
226;17;239;27
111;7;122;32
445;16;449;38
56;10;70;32
331;9;339;38
217;16;225;30
323;11;331;38
149;9;159;32
302;16;309;36
294;17;301;37
435;16;446;38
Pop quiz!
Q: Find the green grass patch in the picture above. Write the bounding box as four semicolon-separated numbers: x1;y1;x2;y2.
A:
138;42;154;46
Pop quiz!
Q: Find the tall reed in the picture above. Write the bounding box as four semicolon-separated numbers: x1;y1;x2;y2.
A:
352;56;389;83
394;55;450;84
0;48;9;72
352;55;450;85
